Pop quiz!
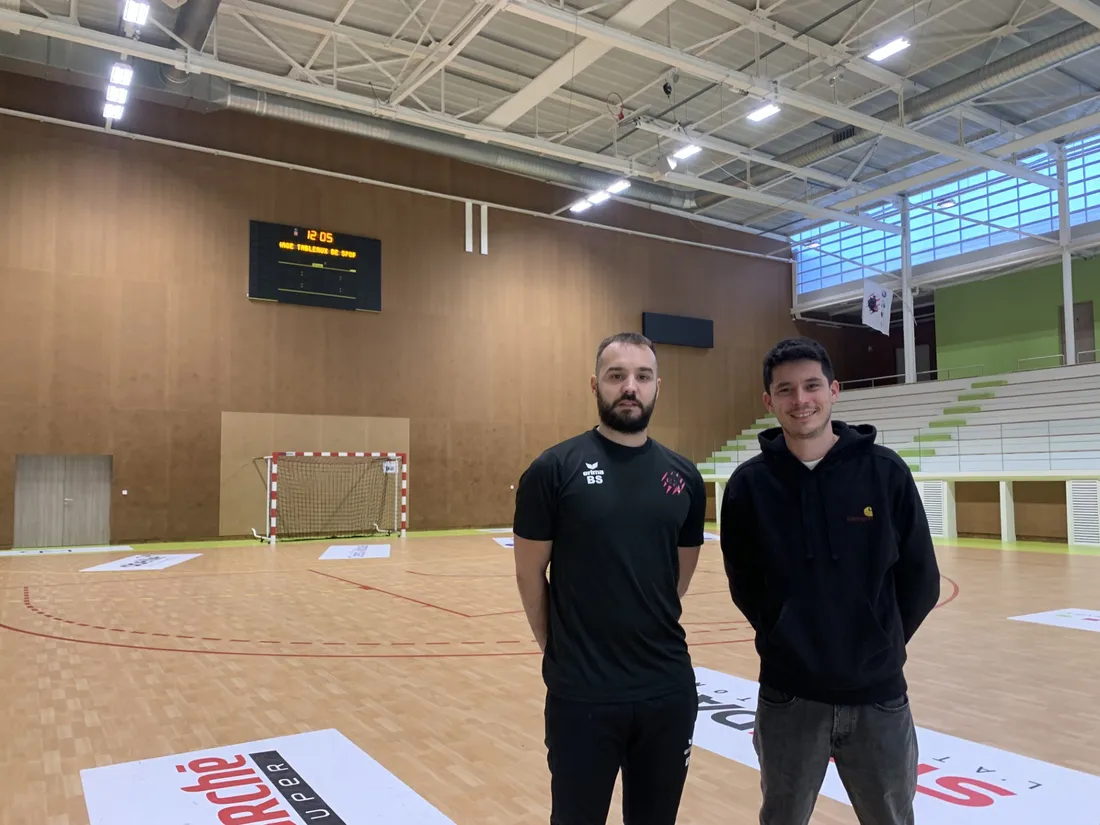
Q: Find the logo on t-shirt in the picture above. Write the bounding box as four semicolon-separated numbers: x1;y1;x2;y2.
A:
583;461;605;485
662;469;686;495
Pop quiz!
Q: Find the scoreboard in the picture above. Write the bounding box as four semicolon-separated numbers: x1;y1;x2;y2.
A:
248;220;382;312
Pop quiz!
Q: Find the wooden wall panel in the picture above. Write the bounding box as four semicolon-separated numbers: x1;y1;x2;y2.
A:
1014;481;1068;543
0;73;797;544
956;481;1002;539
219;412;411;537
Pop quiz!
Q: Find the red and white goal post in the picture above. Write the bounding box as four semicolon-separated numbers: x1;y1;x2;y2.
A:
253;451;408;545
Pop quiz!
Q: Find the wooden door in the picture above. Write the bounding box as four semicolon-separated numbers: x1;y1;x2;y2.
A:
62;456;112;546
12;455;112;548
13;455;67;549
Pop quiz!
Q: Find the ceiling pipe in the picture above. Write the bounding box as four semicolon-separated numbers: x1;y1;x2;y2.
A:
211;83;700;211
161;0;221;84
694;21;1100;211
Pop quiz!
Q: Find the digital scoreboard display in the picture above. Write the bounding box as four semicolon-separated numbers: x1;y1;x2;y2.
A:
248;220;382;312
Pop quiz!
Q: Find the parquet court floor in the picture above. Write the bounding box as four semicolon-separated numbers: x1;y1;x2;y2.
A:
2;532;1100;824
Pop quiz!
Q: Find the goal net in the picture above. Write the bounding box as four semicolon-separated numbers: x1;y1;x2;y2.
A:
258;452;407;544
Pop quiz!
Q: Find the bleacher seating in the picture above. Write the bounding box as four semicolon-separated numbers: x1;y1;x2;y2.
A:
697;362;1100;480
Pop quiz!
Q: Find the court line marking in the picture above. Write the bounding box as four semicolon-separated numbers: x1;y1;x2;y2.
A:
309;569;525;618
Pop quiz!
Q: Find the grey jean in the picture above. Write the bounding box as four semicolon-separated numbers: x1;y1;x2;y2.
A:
752;684;918;825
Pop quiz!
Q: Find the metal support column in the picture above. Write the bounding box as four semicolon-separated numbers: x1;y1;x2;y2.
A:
1057;142;1076;366
901;195;917;383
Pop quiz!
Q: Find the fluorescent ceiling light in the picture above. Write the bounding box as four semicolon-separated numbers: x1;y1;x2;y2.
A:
588;191;610;204
672;144;701;160
110;63;133;87
122;0;149;25
748;103;781;122
103;103;125;120
606;179;631;194
868;37;909;62
569;199;592;213
106;85;129;105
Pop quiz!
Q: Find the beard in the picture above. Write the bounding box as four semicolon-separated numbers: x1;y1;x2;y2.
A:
597;390;656;434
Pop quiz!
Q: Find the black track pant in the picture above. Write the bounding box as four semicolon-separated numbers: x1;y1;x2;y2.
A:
544;685;697;825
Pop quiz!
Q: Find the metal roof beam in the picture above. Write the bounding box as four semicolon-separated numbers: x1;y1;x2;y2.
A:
683;0;1032;139
217;0;612;117
481;0;677;128
389;0;509;106
659;172;902;234
634;118;854;190
1047;0;1100;29
829;109;1100;213
503;0;1058;190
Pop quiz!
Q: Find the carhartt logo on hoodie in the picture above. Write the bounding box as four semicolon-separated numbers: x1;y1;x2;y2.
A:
847;506;874;523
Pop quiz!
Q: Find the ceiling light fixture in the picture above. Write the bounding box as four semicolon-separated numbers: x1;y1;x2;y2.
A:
868;37;910;62
748;103;781;122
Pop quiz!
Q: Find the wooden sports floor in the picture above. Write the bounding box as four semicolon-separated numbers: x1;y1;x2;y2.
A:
2;532;1100;824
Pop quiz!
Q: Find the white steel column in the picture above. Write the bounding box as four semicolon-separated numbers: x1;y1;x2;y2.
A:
1000;480;1017;543
901;195;917;383
1057;142;1076;365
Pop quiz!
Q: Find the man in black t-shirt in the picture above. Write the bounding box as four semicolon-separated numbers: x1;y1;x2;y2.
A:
513;331;707;825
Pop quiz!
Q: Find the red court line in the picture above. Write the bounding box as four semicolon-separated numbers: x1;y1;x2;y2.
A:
309;569;517;618
0;622;544;659
936;575;960;609
405;570;513;579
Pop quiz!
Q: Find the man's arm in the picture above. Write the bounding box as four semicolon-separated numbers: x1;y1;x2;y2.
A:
892;460;941;641
512;453;559;652
514;537;552;650
676;467;708;598
719;469;765;629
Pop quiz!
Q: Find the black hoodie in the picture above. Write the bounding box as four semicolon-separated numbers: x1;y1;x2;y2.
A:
720;420;940;705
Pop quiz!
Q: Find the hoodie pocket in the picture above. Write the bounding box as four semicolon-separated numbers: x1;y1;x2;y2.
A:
763;596;896;688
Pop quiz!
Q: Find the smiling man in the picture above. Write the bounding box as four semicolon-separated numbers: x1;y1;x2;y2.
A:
512;331;706;825
719;337;940;825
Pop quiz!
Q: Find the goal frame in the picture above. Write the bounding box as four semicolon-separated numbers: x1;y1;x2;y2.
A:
259;451;408;545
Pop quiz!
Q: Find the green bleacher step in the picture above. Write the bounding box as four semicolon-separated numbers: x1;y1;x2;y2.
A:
958;391;995;401
896;448;934;457
914;432;953;442
971;379;1008;388
929;418;967;428
907;463;921;472
943;405;981;415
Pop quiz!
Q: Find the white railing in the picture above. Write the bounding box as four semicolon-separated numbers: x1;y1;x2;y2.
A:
838;363;984;390
697;416;1100;477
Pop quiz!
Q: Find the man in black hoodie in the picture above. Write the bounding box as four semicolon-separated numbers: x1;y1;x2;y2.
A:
720;337;940;825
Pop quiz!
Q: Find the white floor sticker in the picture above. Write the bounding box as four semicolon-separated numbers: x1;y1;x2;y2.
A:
81;554;201;572
693;667;1100;822
493;537;514;548
1009;608;1100;633
319;544;391;560
703;532;720;542
0;544;134;558
80;728;455;824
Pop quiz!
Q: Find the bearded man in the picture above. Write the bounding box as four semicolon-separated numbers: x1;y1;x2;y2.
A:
512;331;707;825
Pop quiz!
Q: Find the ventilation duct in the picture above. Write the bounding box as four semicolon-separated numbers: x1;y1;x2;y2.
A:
212;84;699;211
161;0;221;84
694;21;1100;211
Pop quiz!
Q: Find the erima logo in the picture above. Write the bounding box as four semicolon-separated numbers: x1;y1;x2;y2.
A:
583;461;604;485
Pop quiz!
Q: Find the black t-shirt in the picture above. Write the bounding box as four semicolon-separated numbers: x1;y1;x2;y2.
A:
513;426;707;702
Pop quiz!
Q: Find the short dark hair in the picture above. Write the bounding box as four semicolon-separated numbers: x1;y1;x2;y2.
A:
595;332;657;373
762;337;835;391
